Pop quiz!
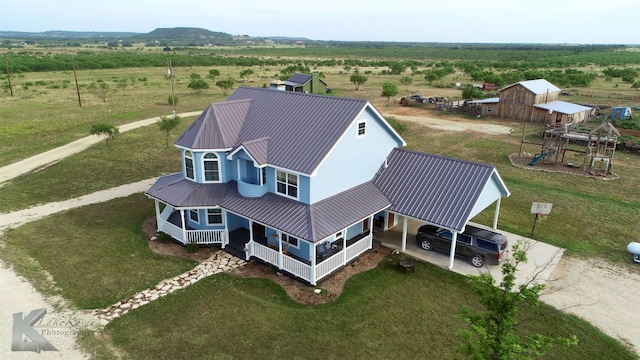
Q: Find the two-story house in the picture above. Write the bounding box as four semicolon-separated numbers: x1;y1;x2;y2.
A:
146;87;510;285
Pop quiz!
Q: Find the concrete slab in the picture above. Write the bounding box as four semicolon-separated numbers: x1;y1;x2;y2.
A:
374;217;564;286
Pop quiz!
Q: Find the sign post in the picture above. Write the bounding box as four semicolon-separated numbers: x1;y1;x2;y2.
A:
530;202;552;238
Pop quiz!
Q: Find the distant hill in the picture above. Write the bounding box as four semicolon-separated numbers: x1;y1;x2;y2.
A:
0;28;238;45
131;27;234;45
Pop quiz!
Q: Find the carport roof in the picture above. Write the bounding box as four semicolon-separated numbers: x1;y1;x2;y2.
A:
373;148;509;232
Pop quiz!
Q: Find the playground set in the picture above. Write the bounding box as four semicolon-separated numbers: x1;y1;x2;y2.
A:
518;121;620;176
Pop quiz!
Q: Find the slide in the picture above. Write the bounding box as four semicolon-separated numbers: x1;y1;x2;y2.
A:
528;152;549;166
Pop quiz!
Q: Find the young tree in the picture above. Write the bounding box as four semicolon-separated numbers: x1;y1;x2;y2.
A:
207;69;220;84
117;77;128;93
400;76;413;91
239;68;254;81
187;73;210;94
388;62;407;75
350;73;368;91
215;77;236;95
381;82;399;105
157;115;181;147
88;80;109;102
90;123;119;150
458;242;577;360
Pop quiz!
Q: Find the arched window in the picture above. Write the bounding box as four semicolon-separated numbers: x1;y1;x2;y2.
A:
203;153;220;182
184;151;194;180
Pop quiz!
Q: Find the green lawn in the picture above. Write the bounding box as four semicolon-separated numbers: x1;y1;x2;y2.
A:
95;258;634;360
0;194;197;309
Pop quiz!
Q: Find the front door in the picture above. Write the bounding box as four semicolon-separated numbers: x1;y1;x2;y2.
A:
252;223;266;241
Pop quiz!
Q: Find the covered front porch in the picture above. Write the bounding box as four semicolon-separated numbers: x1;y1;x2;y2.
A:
155;202;228;247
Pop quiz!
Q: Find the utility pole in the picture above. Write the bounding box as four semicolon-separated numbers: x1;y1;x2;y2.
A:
4;53;13;96
167;59;176;118
71;54;82;107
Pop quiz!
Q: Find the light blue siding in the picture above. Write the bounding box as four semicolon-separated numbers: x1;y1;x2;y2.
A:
346;222;364;240
309;107;403;203
181;149;232;183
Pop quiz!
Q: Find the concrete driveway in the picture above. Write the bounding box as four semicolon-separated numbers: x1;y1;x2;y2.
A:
375;217;564;286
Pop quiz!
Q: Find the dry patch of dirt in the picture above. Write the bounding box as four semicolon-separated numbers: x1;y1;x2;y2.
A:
143;217;391;305
231;247;391;305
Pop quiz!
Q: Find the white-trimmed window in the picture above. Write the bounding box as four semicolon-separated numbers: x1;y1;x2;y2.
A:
189;209;199;223
356;120;367;137
335;231;344;241
276;170;298;198
184;150;195;180
206;208;223;225
203;153;220;182
281;234;299;248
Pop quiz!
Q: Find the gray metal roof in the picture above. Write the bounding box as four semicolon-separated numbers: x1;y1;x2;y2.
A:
533;100;593;115
286;73;312;85
500;79;561;95
373;148;503;232
147;174;390;242
175;99;250;150
146;173;231;207
220;87;371;174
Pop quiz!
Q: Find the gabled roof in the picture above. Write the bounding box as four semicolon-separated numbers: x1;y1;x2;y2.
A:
175;99;250;150
179;87;399;175
500;79;561;95
373;148;509;232
533;100;593;115
146;174;390;242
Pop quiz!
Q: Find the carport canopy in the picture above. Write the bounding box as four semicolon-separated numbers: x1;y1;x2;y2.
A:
373;148;510;269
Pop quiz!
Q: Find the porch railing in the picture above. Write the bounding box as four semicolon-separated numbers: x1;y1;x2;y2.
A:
247;233;372;285
157;207;227;246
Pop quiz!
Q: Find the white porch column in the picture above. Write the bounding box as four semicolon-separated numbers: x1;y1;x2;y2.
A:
180;209;187;244
401;216;408;252
154;200;161;232
342;232;347;266
277;232;283;269
448;232;458;270
311;242;317;285
245;220;254;261
492;197;502;230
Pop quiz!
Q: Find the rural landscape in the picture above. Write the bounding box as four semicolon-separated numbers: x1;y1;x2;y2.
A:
1;28;639;359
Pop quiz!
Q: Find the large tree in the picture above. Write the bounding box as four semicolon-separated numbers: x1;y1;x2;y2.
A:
458;242;577;360
381;82;399;105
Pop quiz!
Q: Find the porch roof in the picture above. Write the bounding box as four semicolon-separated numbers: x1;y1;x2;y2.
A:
146;174;390;242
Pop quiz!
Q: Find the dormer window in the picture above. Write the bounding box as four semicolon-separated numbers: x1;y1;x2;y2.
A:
357;120;367;137
203;153;220;182
185;151;195;180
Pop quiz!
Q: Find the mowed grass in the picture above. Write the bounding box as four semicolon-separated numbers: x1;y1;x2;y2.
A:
0;194;197;309
90;257;635;360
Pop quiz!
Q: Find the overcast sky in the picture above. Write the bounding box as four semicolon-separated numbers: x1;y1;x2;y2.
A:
1;0;638;44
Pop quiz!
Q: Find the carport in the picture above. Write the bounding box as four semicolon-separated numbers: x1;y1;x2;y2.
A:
373;149;510;269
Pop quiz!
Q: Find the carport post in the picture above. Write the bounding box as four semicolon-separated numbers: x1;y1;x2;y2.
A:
492;197;501;230
401;216;408;251
448;232;458;269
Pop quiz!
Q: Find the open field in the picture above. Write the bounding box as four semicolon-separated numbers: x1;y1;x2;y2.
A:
1;47;639;358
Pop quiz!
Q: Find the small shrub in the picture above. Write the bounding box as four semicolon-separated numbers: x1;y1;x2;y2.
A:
186;241;199;253
167;95;178;106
